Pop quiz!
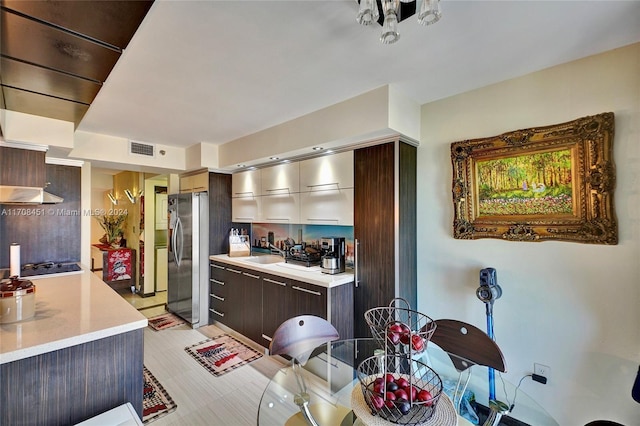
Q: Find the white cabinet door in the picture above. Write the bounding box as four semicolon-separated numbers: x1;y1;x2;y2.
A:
260;193;300;223
300;150;354;191
260;162;299;195
155;248;168;292
232;169;260;198
232;196;261;222
299;188;353;225
155;194;168;230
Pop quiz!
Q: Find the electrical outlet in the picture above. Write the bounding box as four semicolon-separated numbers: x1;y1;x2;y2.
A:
534;363;550;377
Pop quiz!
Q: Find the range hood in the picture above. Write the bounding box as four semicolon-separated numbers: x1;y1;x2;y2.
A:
0;185;63;204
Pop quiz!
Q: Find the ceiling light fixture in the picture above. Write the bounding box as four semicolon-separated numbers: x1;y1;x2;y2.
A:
356;0;442;44
312;147;324;151
270;157;280;160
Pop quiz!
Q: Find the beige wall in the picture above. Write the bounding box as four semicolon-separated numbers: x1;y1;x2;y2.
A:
418;43;640;424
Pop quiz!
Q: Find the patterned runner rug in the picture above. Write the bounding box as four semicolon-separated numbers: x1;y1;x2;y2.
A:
143;366;177;423
184;334;263;377
148;312;186;331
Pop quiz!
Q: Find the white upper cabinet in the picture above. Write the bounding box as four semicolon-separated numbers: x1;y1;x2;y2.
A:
300;188;353;226
260;162;299;196
260;193;300;223
232;169;260;198
232;196;261;222
299;151;354;191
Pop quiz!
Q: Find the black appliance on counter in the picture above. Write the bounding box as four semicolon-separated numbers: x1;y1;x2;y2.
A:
320;237;346;275
19;262;82;278
283;240;322;267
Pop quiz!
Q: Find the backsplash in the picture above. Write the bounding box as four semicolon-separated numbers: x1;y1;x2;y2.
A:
232;222;355;266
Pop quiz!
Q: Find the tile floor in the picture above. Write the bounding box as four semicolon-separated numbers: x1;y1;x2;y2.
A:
136;304;287;425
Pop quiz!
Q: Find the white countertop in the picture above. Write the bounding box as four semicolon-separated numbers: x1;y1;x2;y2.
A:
0;268;148;364
209;254;354;288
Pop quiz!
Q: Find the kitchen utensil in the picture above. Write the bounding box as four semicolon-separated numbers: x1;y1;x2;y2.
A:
0;276;36;323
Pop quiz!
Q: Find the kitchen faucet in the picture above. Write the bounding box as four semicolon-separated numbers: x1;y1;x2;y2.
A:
269;243;286;259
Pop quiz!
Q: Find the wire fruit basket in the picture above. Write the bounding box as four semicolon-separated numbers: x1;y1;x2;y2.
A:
357;353;443;424
364;298;437;355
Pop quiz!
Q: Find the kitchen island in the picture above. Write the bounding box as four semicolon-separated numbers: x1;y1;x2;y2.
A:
0;269;148;424
209;254;354;348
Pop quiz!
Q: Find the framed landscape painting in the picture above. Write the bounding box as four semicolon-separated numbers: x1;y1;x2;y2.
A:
450;112;617;244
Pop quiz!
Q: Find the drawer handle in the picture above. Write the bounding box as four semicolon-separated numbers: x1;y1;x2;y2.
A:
306;218;339;222
266;218;290;222
227;268;242;274
243;272;260;279
210;308;225;317
234;216;255;220
262;334;273;342
292;285;322;296
234;191;254;197
211;264;225;270
211;294;225;301
264;278;286;286
210;278;225;285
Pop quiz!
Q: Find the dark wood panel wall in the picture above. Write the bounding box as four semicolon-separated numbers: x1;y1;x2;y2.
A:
208;172;232;255
0;164;81;267
353;140;417;338
0;146;46;187
0;329;144;425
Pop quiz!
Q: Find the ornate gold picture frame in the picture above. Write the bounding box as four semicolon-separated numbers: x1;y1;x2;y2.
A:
451;112;617;244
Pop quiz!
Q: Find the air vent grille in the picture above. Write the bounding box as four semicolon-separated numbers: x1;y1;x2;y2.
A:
129;140;155;157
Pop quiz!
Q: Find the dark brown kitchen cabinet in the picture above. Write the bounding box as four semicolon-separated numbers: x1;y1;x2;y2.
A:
353;140;417;338
0;146;46;187
290;279;327;319
261;273;292;347
242;269;263;344
223;266;245;333
209;262;228;323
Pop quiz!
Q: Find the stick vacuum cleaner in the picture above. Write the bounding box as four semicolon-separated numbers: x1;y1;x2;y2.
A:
476;268;509;425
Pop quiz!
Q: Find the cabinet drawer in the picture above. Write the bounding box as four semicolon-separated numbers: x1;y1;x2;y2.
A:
210;262;227;281
209;295;226;312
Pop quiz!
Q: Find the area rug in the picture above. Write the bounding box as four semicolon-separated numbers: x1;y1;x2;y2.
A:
143;366;177;423
184;334;263;377
147;312;186;331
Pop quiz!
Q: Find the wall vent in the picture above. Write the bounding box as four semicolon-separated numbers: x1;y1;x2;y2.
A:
129;140;155;157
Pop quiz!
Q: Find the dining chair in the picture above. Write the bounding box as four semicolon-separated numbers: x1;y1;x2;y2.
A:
428;318;507;425
268;315;341;426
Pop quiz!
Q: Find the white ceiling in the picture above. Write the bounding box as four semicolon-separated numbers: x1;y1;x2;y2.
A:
77;0;640;154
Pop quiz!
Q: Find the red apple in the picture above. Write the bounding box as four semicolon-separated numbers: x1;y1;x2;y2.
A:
417;389;433;406
407;385;418;401
371;394;385;410
385;373;395;384
411;334;425;352
395;377;409;389
373;381;385;394
384;391;396;408
394;388;408;400
399;324;411;344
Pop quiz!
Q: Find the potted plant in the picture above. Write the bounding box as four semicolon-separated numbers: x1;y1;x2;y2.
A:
95;213;128;248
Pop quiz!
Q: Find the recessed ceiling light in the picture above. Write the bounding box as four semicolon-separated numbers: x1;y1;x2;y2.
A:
312;147;324;151
270;157;279;160
237;164;245;168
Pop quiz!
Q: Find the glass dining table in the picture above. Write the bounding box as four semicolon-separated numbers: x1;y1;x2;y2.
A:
257;339;558;426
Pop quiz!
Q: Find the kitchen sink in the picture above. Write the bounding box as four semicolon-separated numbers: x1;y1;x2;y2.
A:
246;255;285;265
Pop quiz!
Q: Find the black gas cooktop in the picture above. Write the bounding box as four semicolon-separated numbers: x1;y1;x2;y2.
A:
19;262;82;277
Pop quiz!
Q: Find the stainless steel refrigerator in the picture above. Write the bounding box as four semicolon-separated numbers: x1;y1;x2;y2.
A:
167;191;209;328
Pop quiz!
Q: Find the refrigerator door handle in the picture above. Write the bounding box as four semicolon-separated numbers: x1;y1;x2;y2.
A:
174;217;183;267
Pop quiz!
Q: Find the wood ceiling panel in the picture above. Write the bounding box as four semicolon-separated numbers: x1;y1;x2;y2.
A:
1;9;121;82
3;86;89;125
2;0;154;50
1;57;100;104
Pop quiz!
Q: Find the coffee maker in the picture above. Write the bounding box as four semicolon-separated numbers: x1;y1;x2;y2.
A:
320;237;345;275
